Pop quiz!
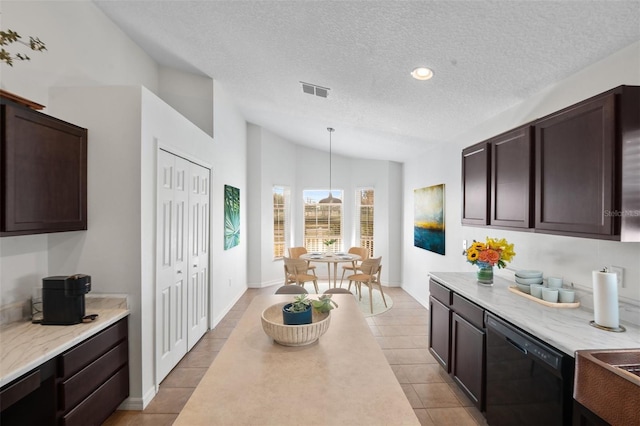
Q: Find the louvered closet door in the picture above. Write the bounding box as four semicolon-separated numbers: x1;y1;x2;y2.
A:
156;150;189;383
187;163;210;350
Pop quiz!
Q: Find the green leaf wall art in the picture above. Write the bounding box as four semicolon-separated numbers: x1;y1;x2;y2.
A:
224;185;240;250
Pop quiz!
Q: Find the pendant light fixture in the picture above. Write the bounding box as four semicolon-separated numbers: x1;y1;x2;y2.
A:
319;127;341;204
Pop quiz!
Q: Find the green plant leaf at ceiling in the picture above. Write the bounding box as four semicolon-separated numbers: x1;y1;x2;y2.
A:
224;185;240;250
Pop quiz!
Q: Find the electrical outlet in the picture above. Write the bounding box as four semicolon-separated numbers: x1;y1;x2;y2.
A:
609;266;624;288
462;240;468;251
228;278;232;287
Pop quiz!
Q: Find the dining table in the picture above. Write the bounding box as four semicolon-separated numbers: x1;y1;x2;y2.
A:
173;294;419;425
300;252;361;288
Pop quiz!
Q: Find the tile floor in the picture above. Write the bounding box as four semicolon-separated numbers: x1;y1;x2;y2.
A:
103;284;488;426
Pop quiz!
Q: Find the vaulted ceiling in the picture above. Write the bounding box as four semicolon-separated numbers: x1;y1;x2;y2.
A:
95;0;640;162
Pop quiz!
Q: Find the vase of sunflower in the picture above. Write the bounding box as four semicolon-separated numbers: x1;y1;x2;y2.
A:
464;238;515;285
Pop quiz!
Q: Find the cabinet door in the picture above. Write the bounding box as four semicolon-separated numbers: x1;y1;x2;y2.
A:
491;126;533;228
451;313;485;410
534;94;616;236
462;142;490;225
1;103;87;236
428;296;451;372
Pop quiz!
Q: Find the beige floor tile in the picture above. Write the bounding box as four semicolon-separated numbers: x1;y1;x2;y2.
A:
376;335;429;349
412;383;462;408
207;325;235;338
177;349;219;368
160;367;207;388
143;387;195;414
401;383;424;409
388;348;433;364
391;364;410;383
373;315;429;326
377;325;429;336
447;381;475;407
426;407;479;426
465;406;488;425
402;364;448;384
191;337;226;352
413;408;436;426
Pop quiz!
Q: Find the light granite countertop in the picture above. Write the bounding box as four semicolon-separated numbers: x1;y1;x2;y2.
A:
0;295;129;387
429;272;639;356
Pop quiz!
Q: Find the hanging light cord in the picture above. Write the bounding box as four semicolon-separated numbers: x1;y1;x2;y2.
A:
327;127;334;199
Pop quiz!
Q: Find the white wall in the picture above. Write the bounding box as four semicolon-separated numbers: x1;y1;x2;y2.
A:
402;41;640;325
0;1;248;409
246;127;403;288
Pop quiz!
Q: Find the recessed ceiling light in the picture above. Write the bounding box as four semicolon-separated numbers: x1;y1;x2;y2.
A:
411;67;434;81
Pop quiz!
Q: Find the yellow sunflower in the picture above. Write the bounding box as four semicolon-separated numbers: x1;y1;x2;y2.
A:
466;248;479;262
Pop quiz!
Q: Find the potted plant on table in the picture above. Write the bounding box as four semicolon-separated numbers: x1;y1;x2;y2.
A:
282;294;312;325
282;294;338;325
323;238;337;256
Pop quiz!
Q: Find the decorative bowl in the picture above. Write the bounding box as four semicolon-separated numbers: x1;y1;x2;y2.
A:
515;283;532;294
515;276;544;285
515;270;543;279
261;303;331;346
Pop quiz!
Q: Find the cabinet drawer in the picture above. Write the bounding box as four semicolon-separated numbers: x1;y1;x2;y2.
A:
59;341;128;411
59;318;127;379
429;279;452;306
452;293;484;329
62;365;129;426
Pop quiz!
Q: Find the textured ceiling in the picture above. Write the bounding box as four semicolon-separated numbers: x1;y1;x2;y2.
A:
94;0;640;162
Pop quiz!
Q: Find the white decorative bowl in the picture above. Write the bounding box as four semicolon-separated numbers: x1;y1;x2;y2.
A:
515;270;543;278
515;276;544;285
261;303;331;346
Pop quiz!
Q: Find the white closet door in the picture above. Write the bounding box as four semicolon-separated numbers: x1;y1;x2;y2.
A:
187;163;210;350
156;150;189;383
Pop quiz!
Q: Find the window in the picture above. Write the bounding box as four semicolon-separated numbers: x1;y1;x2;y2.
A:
273;186;290;259
356;188;374;257
303;189;343;253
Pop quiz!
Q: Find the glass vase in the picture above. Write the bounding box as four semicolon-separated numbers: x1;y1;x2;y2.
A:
476;265;494;285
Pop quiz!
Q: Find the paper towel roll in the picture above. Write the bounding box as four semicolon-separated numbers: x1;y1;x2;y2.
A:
592;270;619;328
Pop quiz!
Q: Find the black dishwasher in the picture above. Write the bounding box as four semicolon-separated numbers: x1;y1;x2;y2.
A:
485;313;574;426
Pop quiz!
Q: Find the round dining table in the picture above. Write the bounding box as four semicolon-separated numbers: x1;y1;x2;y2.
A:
300;252;362;288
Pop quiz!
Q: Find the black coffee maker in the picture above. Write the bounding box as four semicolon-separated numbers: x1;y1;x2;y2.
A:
42;274;91;325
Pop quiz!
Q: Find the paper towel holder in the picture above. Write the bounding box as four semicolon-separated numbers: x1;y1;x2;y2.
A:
589;320;626;333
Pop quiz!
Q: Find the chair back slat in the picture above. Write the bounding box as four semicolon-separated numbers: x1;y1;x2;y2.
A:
359;257;381;276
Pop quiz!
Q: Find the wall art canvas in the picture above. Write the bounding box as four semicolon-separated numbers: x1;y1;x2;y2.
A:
414;184;445;255
224;185;240;250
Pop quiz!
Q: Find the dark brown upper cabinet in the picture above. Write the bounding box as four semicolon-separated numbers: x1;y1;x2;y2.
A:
461;142;490;226
535;86;639;240
461;85;639;241
1;100;88;236
490;125;533;229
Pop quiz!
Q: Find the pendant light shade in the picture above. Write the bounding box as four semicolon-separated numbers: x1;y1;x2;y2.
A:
319;127;341;204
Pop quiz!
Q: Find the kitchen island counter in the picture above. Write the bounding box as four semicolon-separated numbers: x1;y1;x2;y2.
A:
429;272;639;356
174;294;419;426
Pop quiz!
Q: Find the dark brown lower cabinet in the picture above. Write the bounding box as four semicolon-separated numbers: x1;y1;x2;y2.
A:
451;312;485;410
428;278;486;412
428;296;452;372
573;400;610;426
0;317;129;426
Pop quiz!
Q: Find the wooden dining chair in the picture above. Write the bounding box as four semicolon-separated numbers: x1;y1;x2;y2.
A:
339;246;369;287
275;285;308;295
347;257;386;314
283;257;319;294
288;246;317;275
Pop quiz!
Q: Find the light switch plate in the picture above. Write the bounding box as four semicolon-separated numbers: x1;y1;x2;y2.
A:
609;265;624;288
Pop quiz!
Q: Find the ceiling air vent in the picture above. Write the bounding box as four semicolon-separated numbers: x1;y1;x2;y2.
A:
300;82;330;98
